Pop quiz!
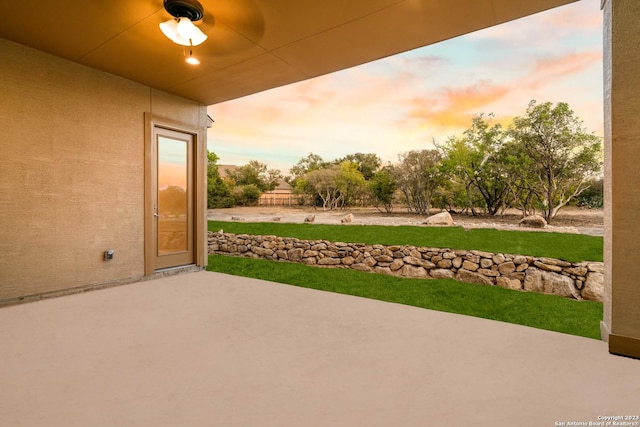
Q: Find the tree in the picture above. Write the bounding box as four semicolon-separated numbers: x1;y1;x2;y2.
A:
439;114;509;215
335;153;381;180
288;153;330;205
232;184;261;206
509;100;602;222
369;167;397;213
392;150;444;215
289;153;330;183
305;167;341;210
334;160;366;207
227;160;283;192
207;151;234;208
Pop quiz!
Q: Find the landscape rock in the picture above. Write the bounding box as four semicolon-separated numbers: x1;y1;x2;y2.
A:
400;265;428;278
423;211;454;226
519;215;547;229
455;269;493;286
498;262;516;275
582;272;604;302
341;213;354;223
524;269;579;299
430;269;455;279
496;277;522;290
208;231;603;302
304;214;315;223
587;263;605;273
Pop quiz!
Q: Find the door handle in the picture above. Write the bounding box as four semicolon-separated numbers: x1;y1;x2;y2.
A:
153;213;160;218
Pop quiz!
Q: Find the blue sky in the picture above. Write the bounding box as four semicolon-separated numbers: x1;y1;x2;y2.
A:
207;0;603;174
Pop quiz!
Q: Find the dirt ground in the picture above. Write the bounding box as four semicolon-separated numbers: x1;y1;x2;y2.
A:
208;205;604;236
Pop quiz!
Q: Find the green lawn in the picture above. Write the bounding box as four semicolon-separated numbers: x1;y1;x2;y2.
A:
207;255;603;339
208;221;603;262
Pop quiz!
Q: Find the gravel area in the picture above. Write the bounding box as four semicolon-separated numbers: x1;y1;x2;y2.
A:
207;206;604;236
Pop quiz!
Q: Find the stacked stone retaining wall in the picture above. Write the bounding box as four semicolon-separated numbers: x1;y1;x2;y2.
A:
208;232;604;302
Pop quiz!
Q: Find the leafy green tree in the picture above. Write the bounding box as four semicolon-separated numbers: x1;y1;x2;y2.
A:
369;167;397;213
305;167;341;210
439;114;509;215
335;160;366;207
575;178;603;209
289;153;329;183
232;184;261;206
335;153;381;180
288;153;330;205
498;139;542;216
509;100;603;222
228;160;282;192
207;151;234;208
392;149;444;215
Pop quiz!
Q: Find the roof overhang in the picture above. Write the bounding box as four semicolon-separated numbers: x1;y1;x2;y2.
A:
0;0;577;105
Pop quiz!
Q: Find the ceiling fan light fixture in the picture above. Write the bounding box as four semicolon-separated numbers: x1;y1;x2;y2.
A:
160;0;208;46
185;55;200;65
185;48;200;65
159;18;178;39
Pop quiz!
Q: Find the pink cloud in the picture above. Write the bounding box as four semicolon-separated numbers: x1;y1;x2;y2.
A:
527;51;602;86
404;81;510;130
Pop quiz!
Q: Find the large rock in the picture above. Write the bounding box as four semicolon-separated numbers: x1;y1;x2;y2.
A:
351;263;372;272
422;211;454;226
582;272;604;302
455;269;493;286
496;277;522;290
524;268;579;299
430;269;455;279
304;214;315;223
518;215;547;229
341;213;354;223
288;248;304;262
400;265;428;278
498;262;516;275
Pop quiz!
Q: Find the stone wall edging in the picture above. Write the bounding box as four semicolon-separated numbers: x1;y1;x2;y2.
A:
207;232;604;302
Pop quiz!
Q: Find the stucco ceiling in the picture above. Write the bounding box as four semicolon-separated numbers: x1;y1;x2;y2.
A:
0;0;576;105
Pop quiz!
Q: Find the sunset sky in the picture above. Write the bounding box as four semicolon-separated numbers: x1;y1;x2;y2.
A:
207;0;603;175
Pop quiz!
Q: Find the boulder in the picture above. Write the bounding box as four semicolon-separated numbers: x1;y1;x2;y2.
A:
496;277;522;290
524;269;579;299
341;213;354;223
389;259;404;271
400;265;429;278
582;272;604;302
455;269;493;286
587;263;605;273
304;214;315;223
287;248;304;262
422;211;454;226
430;269;455;279
498;262;516;275
518;215;547;229
351;263;372;272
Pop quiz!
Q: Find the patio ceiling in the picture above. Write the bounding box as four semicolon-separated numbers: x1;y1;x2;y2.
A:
0;0;576;105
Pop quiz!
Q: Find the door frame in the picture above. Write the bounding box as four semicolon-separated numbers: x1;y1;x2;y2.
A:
144;113;207;275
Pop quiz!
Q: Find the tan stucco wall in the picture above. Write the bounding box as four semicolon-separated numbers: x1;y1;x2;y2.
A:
0;38;207;302
603;0;640;354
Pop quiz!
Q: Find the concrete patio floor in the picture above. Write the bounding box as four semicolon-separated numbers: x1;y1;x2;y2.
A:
1;271;639;427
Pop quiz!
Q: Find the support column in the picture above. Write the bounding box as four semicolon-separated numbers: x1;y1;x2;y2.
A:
602;0;640;359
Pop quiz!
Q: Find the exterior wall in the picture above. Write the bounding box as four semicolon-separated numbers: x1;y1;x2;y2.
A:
0;39;208;303
603;0;640;358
